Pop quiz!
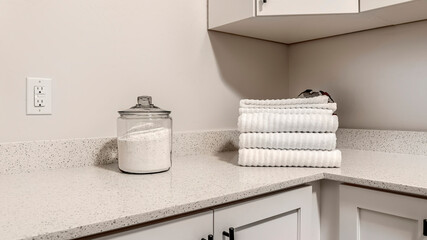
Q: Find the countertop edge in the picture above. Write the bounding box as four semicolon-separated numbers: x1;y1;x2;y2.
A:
21;172;427;239
9;148;427;240
69;173;427;239
33;174;326;240
323;173;427;197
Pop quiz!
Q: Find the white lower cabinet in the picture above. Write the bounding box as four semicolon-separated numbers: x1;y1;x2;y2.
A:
94;211;213;240
89;183;427;240
214;186;312;240
340;184;427;240
92;185;313;240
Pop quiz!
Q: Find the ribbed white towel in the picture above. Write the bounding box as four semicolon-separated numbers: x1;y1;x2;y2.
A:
240;96;329;108
238;114;339;133
239;133;336;150
239;108;334;115
238;149;341;168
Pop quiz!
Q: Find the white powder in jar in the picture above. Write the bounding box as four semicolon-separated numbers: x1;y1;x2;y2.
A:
118;127;171;173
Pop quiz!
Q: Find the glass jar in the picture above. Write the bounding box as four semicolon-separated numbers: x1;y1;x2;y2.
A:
117;96;172;174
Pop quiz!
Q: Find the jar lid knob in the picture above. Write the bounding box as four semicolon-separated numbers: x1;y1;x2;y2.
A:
118;95;171;115
137;96;152;108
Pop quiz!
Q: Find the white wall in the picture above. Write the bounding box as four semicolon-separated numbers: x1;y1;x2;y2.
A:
289;21;427;131
0;0;289;143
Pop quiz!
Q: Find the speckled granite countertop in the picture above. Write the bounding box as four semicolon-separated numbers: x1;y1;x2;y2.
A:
1;149;427;240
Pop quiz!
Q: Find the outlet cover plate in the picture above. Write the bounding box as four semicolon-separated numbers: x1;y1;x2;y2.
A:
26;77;52;115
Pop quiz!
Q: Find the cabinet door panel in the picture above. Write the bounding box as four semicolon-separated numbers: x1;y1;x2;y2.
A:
236;210;298;240
94;211;213;240
257;0;358;16
359;209;418;240
340;185;427;240
214;186;312;240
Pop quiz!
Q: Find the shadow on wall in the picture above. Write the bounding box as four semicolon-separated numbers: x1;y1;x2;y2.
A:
95;138;118;166
208;31;289;99
288;20;427;131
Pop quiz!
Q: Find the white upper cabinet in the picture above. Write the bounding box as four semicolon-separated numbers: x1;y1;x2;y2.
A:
209;0;427;44
257;0;358;16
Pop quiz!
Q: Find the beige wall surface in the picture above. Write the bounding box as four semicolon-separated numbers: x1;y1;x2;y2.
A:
289;21;427;131
0;0;289;143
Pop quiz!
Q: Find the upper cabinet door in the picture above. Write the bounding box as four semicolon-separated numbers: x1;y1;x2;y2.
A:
360;0;413;11
257;0;359;16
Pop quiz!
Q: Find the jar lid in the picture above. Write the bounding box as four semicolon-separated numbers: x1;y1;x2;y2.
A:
118;96;171;116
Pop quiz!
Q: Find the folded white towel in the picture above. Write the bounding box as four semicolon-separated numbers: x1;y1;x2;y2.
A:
239;132;336;150
238;114;339;133
241;103;337;112
238;149;341;168
240;96;329;108
239;108;334;115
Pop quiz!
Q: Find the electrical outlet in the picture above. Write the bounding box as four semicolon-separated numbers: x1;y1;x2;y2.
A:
34;94;46;107
27;77;52;115
34;86;46;95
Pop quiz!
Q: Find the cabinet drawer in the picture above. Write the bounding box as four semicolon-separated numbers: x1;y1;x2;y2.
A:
340;184;427;240
257;0;359;16
214;185;312;240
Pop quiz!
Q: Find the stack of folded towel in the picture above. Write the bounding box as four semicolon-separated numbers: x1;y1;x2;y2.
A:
238;95;341;168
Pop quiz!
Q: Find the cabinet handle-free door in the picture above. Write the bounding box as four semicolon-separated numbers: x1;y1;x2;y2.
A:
201;234;213;240
222;227;235;240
